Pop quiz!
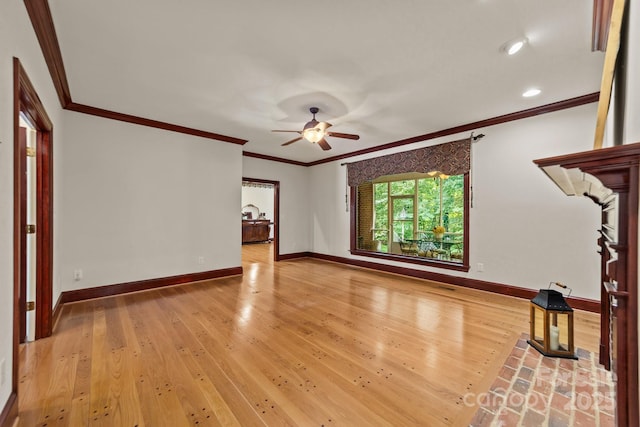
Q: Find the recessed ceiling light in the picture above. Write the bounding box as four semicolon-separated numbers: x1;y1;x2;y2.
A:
522;88;541;97
501;37;528;55
508;41;524;55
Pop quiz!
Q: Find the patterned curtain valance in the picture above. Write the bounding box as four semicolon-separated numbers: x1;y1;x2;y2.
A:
347;137;471;187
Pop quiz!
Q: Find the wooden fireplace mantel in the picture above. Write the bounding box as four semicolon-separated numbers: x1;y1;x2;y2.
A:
534;142;640;427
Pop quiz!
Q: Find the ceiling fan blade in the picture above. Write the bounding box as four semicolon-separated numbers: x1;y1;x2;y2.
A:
272;130;301;133
326;132;360;140
281;136;303;146
317;121;332;131
317;138;332;151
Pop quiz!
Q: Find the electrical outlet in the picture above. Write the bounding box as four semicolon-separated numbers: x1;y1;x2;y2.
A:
0;358;5;386
477;263;484;272
73;269;83;281
198;256;204;265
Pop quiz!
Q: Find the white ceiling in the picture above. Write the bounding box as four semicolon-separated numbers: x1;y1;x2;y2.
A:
48;0;604;163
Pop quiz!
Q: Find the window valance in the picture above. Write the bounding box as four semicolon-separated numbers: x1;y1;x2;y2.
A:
347;137;471;187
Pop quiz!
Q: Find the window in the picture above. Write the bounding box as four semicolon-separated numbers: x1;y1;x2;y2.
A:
347;138;472;272
353;173;469;270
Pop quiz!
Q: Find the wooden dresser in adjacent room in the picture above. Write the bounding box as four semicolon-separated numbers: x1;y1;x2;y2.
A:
242;220;271;243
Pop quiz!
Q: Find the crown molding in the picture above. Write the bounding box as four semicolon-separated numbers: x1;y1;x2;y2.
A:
24;0;71;107
24;0;246;145
242;151;308;166
305;92;600;166
26;0;599;161
66;102;247;145
243;92;599;167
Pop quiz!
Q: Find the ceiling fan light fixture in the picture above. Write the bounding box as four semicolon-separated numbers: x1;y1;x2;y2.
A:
303;127;325;143
273;107;359;150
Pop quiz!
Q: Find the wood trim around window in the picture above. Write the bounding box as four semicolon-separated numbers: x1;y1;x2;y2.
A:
349;174;470;272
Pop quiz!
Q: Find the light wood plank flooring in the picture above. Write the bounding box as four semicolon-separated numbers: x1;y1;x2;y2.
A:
18;243;600;426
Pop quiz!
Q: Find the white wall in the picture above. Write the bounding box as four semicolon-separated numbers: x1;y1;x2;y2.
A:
242;157;311;254
57;111;243;292
309;161;353;257
310;104;602;300
0;0;64;413
241;186;274;221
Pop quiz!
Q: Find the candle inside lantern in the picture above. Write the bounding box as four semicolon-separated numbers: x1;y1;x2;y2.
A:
550;325;560;351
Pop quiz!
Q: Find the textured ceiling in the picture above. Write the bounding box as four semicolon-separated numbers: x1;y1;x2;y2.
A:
48;0;604;163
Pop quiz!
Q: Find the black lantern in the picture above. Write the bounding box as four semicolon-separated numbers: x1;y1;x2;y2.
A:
528;282;577;359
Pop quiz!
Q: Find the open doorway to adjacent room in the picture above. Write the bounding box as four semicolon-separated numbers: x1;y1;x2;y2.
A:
241;178;280;261
18;115;38;343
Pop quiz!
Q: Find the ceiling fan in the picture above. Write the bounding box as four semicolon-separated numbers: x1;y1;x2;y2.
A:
272;107;360;151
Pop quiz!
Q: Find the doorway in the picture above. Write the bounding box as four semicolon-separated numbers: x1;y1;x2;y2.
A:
13;57;54;394
242;177;280;261
19;116;37;342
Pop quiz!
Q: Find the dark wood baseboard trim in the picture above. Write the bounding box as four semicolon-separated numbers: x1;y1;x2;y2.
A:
51;293;63;331
566;296;601;314
59;267;243;304
0;392;17;427
277;251;312;261
307;252;600;313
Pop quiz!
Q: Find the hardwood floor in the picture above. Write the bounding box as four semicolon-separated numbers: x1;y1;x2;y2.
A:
18;243;601;426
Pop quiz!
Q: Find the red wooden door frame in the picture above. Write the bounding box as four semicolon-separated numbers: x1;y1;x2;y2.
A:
242;177;280;261
17;127;27;344
12;57;54;398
